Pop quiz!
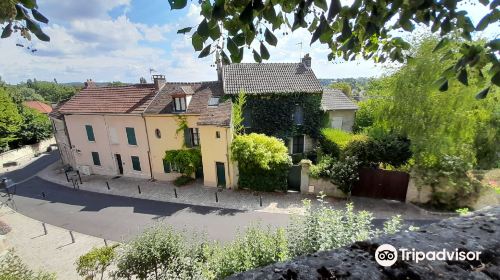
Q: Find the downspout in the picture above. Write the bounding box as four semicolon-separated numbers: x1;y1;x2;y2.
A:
142;115;154;180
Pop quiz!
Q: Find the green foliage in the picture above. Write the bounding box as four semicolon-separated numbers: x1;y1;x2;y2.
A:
174;115;188;136
1;0;50;43
321;128;367;150
329;82;352;98
164;148;202;177
173;175;195;186
456;207;471;216
309;155;335;179
244;93;325;140
17;107;52;145
25;80;76;103
0;250;55;280
474;105;500;169
0;87;22;152
343;138;380;167
353;100;375;133
107;81;127;87
115;226;188;279
329;156;361;195
231;133;292;191
231;90;246;136
173;0;498;97
76;245;118;280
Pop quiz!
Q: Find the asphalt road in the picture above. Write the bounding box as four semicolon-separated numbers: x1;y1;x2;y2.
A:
1;152;440;242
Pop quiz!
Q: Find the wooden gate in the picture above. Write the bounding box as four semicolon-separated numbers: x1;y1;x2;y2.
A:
351;168;409;201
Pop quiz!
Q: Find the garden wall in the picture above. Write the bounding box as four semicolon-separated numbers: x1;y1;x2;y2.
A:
0;137;56;168
300;161;346;198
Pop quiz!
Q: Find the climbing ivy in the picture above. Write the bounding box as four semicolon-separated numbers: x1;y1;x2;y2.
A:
241;93;326;140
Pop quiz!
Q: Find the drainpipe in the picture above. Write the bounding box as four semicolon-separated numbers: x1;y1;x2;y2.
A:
142;115;154;180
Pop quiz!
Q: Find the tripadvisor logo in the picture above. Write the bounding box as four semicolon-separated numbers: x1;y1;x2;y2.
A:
375;244;482;267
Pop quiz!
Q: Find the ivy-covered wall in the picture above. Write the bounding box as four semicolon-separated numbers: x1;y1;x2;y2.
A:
242;93;326;140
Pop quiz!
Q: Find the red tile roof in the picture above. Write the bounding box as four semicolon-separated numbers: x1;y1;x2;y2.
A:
58;84;157;114
23;101;53;114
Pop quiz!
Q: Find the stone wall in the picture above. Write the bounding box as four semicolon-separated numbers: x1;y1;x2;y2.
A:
0;137;56;168
227;206;500;279
299;160;346;198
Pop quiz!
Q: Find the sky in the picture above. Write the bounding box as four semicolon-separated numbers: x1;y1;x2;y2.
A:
0;0;495;84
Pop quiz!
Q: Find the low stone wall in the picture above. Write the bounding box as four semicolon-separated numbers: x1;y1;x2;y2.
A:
0;137;56;167
227;206;500;279
299;160;346;198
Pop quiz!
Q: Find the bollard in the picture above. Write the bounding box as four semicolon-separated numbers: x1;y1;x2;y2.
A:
42;222;47;235
41;192;46;198
71;178;75;189
77;170;82;184
137;185;141;194
260;195;262;207
103;239;108;247
69;230;75;243
106;181;110;190
174;188;178;198
215;192;218;203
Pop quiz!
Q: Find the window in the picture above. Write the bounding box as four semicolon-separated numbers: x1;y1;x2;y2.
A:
174;97;187;112
191;128;200;146
91;152;101;166
163;159;171;173
292;135;305;154
331;117;343;129
293;106;304;125
85;125;95;142
131;156;141;171
242;107;252;128
216;131;220;138
126;127;137;145
155;129;161;139
109;127;118;144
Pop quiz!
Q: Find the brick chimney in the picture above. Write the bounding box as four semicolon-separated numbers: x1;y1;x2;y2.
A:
84;79;96;88
302;53;311;68
152;75;166;90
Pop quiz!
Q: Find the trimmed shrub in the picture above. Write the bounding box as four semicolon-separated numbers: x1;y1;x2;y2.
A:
343;138;380;167
76;245;118;280
374;134;412;168
174;175;195;186
231;133;292;192
320;128;367;153
329;156;361;195
309;156;335;179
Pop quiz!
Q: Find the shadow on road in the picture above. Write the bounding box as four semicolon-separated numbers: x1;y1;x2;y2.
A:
7;176;246;218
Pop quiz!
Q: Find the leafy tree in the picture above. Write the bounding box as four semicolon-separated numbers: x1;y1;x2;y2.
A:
0;250;55;280
76;245;118;280
139;77;147;84
108;81;127;87
163;148;202;178
0;87;22;152
170;0;499;98
353;100;375;133
329;156;361;195
17;106;52;145
329;82;352;98
1;0;50;43
28;81;76;103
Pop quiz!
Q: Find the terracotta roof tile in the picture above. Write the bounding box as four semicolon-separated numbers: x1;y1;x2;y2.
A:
23;101;53;114
58;84;157;114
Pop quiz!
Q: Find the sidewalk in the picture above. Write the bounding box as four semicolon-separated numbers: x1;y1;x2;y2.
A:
0;206;116;280
38;161;436;219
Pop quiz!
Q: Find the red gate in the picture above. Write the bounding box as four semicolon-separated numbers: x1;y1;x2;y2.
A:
351;168;409;202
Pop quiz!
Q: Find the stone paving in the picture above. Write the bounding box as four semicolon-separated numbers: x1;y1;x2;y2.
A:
37;161;436;220
0;206;116;280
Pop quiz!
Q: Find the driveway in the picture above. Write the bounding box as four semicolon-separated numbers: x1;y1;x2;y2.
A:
1;152;440;242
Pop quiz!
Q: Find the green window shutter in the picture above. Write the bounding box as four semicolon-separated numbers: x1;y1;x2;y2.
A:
163;159;171;173
126;127;137;145
85;125;95;141
184;128;192;147
131;156;141;171
91;152;100;166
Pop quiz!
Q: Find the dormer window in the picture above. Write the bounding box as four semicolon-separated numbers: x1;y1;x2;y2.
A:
174;96;187;112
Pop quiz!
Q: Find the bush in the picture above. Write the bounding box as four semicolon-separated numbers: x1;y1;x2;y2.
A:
76;245;118;280
173;175;195;186
320;128;368;154
0;250;55;280
344;138;380;167
329;156;361;195
164;148;202;177
231;133;292;191
309;156;335;179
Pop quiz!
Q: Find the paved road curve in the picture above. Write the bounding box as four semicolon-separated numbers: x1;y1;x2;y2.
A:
1;153;439;242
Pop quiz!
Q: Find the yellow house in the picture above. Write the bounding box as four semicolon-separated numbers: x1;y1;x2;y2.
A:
143;80;235;188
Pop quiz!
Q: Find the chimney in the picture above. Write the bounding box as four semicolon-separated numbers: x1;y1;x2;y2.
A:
152;75;166;90
215;50;228;83
302;53;311;68
84;79;96;89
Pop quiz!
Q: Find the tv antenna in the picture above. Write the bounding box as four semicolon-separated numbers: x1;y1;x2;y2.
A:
296;42;303;60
